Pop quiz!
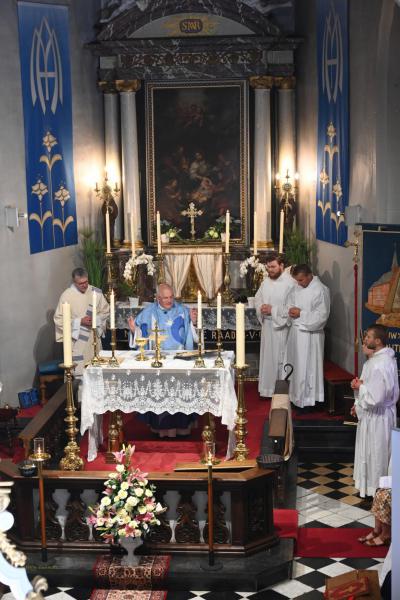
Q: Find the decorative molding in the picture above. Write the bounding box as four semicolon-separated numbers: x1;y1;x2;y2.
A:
98;80;118;94
249;75;275;89
115;79;141;93
275;76;296;90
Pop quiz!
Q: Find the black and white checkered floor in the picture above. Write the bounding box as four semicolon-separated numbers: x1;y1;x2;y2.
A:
2;463;386;600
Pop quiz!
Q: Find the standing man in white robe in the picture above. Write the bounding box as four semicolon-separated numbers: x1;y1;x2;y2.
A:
351;325;398;498
54;268;109;376
255;253;295;398
283;264;330;408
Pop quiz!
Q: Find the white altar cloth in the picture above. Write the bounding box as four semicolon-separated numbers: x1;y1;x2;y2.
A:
81;350;237;462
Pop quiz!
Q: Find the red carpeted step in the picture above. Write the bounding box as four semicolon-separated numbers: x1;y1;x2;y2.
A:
90;591;167;599
273;509;299;540
296;527;389;558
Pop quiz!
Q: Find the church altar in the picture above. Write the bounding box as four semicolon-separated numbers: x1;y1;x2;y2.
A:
81;350;237;462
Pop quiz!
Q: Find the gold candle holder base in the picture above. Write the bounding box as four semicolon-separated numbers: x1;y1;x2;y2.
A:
214;329;224;368
194;327;206;368
105;252;115;302
91;328;101;366
59;363;84;471
157;253;166;284
233;363;249;461
108;328;120;367
222;253;234;305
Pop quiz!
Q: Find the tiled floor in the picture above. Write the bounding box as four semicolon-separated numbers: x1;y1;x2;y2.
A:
2;463;385;600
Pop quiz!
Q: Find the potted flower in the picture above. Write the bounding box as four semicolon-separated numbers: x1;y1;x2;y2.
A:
123;252;155;304
204;215;241;241
89;445;166;565
159;220;182;243
239;256;268;296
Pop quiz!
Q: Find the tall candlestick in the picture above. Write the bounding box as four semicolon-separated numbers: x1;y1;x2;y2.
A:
62;302;73;367
279;209;285;254
130;213;135;254
235;302;245;367
197;290;202;330
156;211;162;254
225;210;230;254
253;211;258;255
216;292;222;330
110;289;115;329
92;291;97;329
105;209;111;253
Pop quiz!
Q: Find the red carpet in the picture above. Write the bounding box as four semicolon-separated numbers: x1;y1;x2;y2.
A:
296;528;389;558
273;509;299;540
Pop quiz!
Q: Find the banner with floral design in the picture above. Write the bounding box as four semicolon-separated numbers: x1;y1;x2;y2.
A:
18;2;77;254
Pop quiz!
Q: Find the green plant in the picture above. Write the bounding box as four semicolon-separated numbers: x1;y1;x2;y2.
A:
79;228;105;289
284;228;316;267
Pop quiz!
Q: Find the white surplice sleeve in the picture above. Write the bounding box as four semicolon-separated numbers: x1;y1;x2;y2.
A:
254;285;264;325
271;286;292;329
298;286;330;332
356;366;388;410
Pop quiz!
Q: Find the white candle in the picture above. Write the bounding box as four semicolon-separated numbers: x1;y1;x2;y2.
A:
216;292;222;330
156;211;162;254
105;209;111;253
197;290;202;330
110;289;115;329
279;209;284;254
225;210;230;254
235;302;245;367
253;211;258;255
62;302;73;367
92;290;97;329
130;213;135;254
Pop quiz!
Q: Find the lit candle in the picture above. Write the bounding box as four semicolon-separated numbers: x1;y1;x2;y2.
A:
279;209;284;254
217;292;222;330
197;290;202;330
33;437;45;456
105;209;111;253
62;302;73;367
156;211;162;254
110;289;115;329
235;302;245;367
92;290;97;329
253;211;258;255
130;213;135;254
225;210;230;254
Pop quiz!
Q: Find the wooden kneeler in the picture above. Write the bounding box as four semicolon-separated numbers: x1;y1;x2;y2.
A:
268;368;294;461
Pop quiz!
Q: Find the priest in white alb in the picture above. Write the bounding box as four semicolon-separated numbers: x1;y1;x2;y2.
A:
281;264;330;407
255;253;295;398
351;325;398;498
54;267;109;376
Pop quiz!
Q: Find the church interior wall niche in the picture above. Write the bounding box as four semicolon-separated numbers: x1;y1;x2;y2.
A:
145;80;249;246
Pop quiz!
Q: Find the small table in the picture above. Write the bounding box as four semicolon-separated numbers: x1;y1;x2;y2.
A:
81;350;237;462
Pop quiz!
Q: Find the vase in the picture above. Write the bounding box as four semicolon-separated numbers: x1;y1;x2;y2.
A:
161;233;169;244
119;535;143;566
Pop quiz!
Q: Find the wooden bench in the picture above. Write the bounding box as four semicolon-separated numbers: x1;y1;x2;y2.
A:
324;360;354;414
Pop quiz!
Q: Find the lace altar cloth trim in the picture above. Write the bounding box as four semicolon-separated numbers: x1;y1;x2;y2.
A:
94;554;170;590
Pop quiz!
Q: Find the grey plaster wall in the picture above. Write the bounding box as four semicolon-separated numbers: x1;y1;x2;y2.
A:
0;0;103;405
296;0;400;373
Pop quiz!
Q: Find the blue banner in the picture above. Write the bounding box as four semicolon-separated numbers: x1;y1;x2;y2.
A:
18;2;77;254
316;0;349;245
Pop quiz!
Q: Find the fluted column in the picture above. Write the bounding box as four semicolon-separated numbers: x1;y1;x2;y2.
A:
99;81;122;243
276;76;296;178
250;76;274;247
116;79;142;246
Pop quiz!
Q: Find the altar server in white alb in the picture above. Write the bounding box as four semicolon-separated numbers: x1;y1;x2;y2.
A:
54;268;109;376
255;253;295;398
283;264;330;407
351;325;398;498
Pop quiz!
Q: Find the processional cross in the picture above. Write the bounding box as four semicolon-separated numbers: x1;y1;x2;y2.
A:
181;202;203;240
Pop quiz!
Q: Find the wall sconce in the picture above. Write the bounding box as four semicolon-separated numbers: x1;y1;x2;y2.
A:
275;170;299;230
4;206;28;230
94;173;120;247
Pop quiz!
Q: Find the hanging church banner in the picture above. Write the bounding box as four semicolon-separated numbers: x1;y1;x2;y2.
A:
18;2;77;254
146;80;249;245
362;229;400;369
316;0;349;246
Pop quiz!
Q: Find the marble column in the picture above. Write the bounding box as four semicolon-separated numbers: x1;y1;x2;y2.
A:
116;79;142;246
99;81;122;243
276;76;296;179
249;76;274;247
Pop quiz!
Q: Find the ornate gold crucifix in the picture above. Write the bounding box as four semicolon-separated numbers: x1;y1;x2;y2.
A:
181;202;203;240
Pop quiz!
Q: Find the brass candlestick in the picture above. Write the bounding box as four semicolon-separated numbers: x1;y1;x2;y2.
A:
151;322;164;368
194;327;206;368
91;328;101;366
214;329;224;368
221;253;234;305
105;251;114;302
233;363;249;461
135;337;149;361
30;438;51;562
59;363;84;471
108;328;119;367
157;253;166;284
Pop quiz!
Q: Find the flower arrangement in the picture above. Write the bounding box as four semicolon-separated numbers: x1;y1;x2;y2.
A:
123;252;156;284
239;255;267;280
160;220;182;241
204;215;241;240
89;445;165;543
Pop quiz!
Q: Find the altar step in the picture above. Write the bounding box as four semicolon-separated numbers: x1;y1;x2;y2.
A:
293;419;357;462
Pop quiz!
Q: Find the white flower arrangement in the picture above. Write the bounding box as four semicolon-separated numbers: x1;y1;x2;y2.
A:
123;252;156;282
88;445;166;543
239;256;267;280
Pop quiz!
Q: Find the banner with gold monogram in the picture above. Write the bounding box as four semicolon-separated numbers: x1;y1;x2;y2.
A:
18;2;77;254
316;0;348;245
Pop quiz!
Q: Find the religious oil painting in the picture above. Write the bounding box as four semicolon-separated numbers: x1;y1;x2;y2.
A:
146;80;249;245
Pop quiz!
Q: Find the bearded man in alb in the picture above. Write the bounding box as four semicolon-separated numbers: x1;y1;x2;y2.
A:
255;253;295;398
352;325;398;498
54;268;109;376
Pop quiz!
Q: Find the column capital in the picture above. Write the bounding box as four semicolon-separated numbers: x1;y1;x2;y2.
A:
275;76;296;90
98;80;118;94
249;75;275;90
115;79;141;93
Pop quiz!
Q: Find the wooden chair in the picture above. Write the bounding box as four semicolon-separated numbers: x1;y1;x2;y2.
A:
38;359;64;405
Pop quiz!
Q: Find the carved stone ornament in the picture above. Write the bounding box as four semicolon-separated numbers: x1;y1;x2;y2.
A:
35;490;62;541
115;79;141;93
64;491;90;542
175;491;200;543
275;76;296;90
249;75;275;89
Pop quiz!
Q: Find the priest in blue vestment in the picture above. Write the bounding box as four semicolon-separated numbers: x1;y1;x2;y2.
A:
128;283;197;437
